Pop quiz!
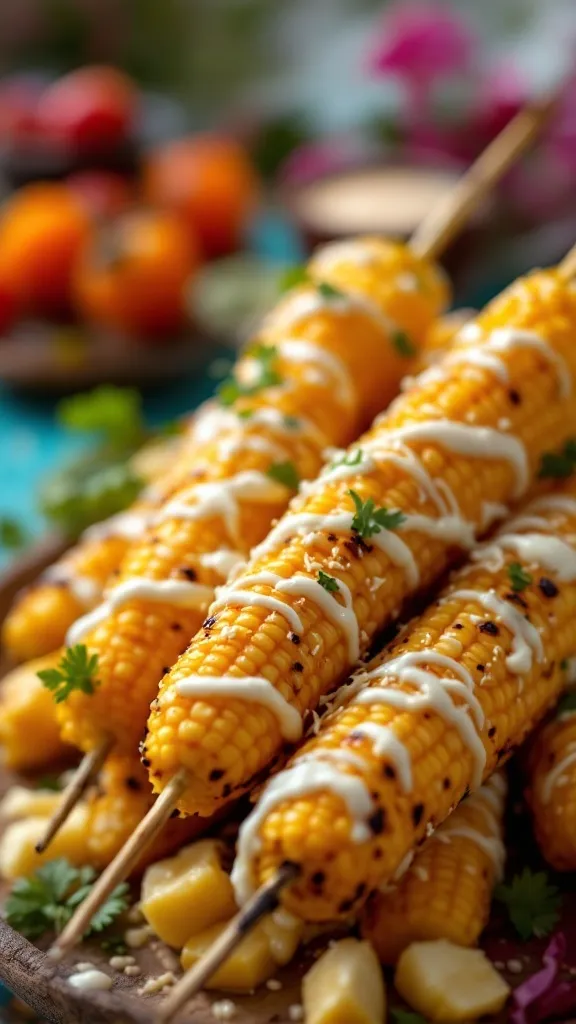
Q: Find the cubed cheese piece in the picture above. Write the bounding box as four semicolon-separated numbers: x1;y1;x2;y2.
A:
262;910;304;966
0;805;91;879
302;938;385;1024
0;785;62;821
395;940;510;1021
141;839;236;948
182;921;276;992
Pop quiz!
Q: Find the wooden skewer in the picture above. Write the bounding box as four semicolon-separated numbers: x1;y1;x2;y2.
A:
35;739;113;853
156;862;299;1024
44;87;560;959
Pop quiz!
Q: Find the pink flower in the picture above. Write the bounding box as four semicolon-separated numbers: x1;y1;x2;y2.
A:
368;2;475;84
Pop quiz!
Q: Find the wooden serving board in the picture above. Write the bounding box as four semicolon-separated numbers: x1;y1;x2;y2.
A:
0;544;575;1024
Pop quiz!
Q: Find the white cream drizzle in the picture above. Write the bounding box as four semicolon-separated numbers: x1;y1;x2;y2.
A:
157;471;287;545
349;722;413;792
275;574;360;662
541;745;576;803
449;588;543;675
352;651;486;786
209;577;304;635
197;550;244;579
83;508;151;543
175;675;302;741
66;577;213;646
528;495;576;519
435;826;505;877
191;403;327;450
232;761;374;904
493;533;576;581
42;568;102;608
278;338;355;409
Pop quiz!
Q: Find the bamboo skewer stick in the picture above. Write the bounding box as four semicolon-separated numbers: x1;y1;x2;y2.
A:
35;738;113;853
156;862;300;1024
43;89;560;962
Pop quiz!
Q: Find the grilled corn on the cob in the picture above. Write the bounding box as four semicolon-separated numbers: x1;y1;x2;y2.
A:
54;239;448;757
525;695;576;869
230;478;576;920
0;653;72;769
145;267;576;818
361;772;507;962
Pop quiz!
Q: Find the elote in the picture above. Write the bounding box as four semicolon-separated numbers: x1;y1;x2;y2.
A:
525;687;576;870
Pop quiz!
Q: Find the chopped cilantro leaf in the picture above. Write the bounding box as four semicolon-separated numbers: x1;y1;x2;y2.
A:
330;448;364;471
391;330;417;358
38;645;100;704
5;858;129;940
391;1011;428;1024
317;281;345;300
283;415;300;429
218;344;282;407
494;867;561;939
539;439;576;479
278;264;310;293
508;562;532;592
266;460;300;490
237;408;254;419
0;517;27;550
348;489;406;538
317;570;339;593
556;691;576;716
58;385;145;448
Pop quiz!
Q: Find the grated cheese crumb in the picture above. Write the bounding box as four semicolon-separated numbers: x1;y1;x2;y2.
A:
74;963;93;973
138;972;176;996
266;979;283;991
109;955;136;970
507;959;523;974
125;925;154;949
212;999;237;1020
289;1005;304;1021
124;965;141;977
369;576;384;592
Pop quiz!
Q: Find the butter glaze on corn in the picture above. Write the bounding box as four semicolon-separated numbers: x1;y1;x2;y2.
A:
361;773;507;963
145;268;576;817
231;474;576;919
56;238;447;755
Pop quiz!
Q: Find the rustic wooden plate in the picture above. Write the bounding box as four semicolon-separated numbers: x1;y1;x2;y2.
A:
0;544;573;1024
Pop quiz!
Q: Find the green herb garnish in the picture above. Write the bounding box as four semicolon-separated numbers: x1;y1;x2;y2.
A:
494;867;561;939
38;645;100;704
283;415;300;429
317;281;345;300
58;385;145;449
508;562;532;592
391;1011;428;1024
349;489;406;539
237;408;254;420
266;460;300;490
278;264;310;293
391;329;417;358
330;448;364;471
317;571;339;593
556;691;576;716
39;454;144;539
218;344;282;406
5;858;129;940
35;774;64;792
539;439;576;479
0;516;27;550
101;936;129;956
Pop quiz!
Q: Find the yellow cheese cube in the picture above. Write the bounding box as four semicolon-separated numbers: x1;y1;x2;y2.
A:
302;938;385;1024
262;910;304;966
395;940;510;1022
141;839;236;949
181;920;276;992
0;805;92;879
0;785;62;821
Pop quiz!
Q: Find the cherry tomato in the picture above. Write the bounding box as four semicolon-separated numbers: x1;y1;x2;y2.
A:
36;66;136;153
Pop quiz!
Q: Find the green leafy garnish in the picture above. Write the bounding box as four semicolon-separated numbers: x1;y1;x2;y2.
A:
237;408;254;420
278;264;310;293
348;489;406;539
58;385;145;449
5;858;129;940
391;1011;428;1024
38;645;100;704
317;570;339;593
508;562;533;592
101;936;129;956
40;453;144;539
330;448;364;471
266;460;300;490
556;691;576;716
0;516;27;550
538;439;576;479
218;344;282;406
494;868;561;939
391;329;417;358
283;415;300;430
317;281;345;300
34;774;64;792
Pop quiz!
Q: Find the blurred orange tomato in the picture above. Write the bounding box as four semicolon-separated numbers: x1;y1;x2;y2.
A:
37;66;136;153
74;209;200;339
143;135;259;258
0;183;91;317
0;275;17;335
66;171;133;220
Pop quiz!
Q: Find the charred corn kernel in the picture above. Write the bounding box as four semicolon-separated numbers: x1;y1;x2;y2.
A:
141;839;236;948
147;267;576;818
232;475;576;920
526;702;576;869
0;785;62;821
85;755;207;872
302;938;385;1024
56;239;448;757
180;913;303;991
396;940;510;1021
0;805;91;879
0;654;70;769
361;772;507;963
